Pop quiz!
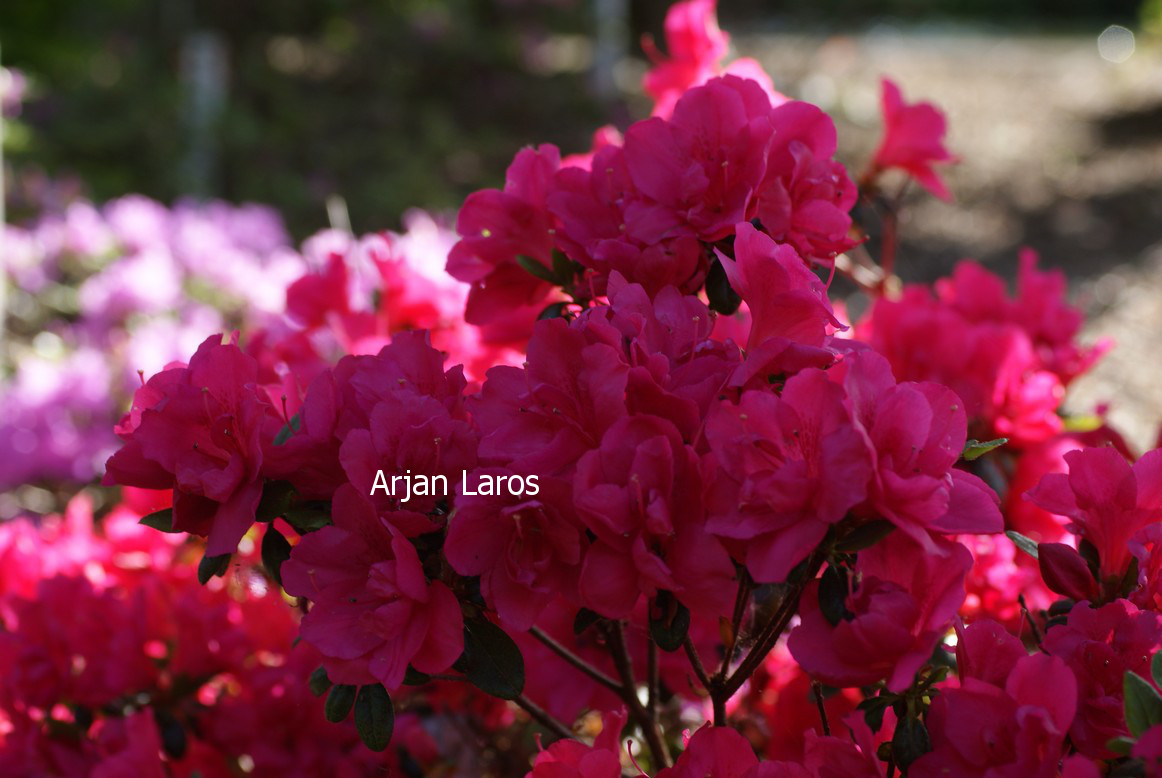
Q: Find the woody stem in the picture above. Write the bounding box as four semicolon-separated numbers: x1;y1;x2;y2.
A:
606;620;671;768
709;551;826;714
513;693;577;742
528;626;623;695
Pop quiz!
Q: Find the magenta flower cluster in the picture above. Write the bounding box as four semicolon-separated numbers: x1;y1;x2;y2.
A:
7;1;1162;776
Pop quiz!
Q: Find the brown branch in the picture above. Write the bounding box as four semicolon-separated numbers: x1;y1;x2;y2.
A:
513;693;577;742
528;626;622;695
709;552;827;712
647;637;660;714
811;680;831;736
716;570;753;683
683;634;713;692
607;621;671;768
1018;594;1043;646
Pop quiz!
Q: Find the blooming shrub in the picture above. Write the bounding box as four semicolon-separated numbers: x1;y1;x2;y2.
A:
7;0;1162;775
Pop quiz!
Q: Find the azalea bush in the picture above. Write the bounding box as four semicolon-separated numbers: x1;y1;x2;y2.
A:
6;1;1162;776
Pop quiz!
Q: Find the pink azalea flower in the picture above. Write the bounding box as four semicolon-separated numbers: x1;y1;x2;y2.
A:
717;222;841;351
525;708;627;778
655;724;759;777
512;601;621;723
91;711;166;778
625;75;775;243
736;644;862;761
549;144;706;296
857;283;1069;445
641;0;783;119
1026;447;1162;585
575;414;734;619
472;316;630;476
103;334;272;556
1134;723;1162;777
798;728;884;778
871;78;957;200
952;618;1026;688
788;533;971;692
447;144;563;342
756;101;858;263
281;484;464;690
933;252;1110;386
1042;598;1162;758
957;532;1052;632
911;652;1077;777
704;369;872;583
837;349;1003;548
445;471;584;631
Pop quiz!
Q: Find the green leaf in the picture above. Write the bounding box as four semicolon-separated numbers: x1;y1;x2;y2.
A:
461;618;525;700
273;414;302;446
1107;735;1135;756
1153;653;1162;689
818;565;853;627
402;666;431;686
649;591;691;653
1124;671;1162;737
551;249;577;285
857;696;891;733
1119;556;1141;598
138;508;178;533
197;553;230;585
256;480;297;522
573;607;600;635
1005;530;1039;560
961;438;1008;461
891;716;931;771
705;258;741;315
261;526;292;588
516;255;560;285
308;666;332;697
354;684;394;752
1078;538;1101;578
325;684;358;723
537;302;569;321
284;504;332;533
835;520;896;553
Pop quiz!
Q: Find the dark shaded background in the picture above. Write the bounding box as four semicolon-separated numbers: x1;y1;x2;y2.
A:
0;0;1147;238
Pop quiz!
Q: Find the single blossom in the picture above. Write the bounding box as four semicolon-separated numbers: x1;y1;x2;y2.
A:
103;334;272;556
656;724;760;778
1042;598;1162;758
525;708;627;778
837;348;1003;549
447;144;562;342
1026;446;1162;585
789;533;971;692
718;222;841;351
575;414;734;618
625;75;775;243
445;471;583;631
549;143;706;296
704;369;872;583
870;78;956;200
641;0;783;119
856;283;1068;444
756;100;858;263
911;652;1077;778
281;484;464;690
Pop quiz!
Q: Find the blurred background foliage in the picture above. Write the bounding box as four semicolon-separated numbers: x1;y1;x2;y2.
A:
0;0;1150;238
